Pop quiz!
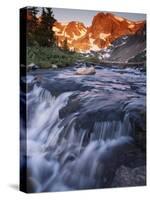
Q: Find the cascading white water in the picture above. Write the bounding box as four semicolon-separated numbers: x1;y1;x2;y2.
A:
26;84;133;192
27;84;73;154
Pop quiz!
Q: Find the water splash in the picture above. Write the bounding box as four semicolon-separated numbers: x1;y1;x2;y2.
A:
25;84;134;192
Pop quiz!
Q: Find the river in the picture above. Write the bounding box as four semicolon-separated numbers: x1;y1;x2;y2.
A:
20;64;146;192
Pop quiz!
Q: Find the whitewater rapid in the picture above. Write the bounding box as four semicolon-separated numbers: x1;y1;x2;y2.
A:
20;66;146;192
26;84;132;192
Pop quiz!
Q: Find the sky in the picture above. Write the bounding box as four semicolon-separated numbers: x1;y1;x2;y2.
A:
52;7;146;26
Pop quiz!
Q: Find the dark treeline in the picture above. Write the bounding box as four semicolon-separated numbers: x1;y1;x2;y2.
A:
27;7;70;51
27;7;56;47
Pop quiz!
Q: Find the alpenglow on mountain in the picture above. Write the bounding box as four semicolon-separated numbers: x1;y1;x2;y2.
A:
53;12;145;52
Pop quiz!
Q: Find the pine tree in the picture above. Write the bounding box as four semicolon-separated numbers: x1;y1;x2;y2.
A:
62;38;69;52
26;7;56;47
35;7;56;47
47;8;56;46
27;7;39;46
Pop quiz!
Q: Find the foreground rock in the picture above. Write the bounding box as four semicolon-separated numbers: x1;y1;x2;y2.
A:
75;66;96;75
51;64;58;69
134;110;146;151
27;63;39;71
112;165;146;187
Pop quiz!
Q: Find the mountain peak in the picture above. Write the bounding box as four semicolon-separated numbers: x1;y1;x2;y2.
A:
53;13;145;52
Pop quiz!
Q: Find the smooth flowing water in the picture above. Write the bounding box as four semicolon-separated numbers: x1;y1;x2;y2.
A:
20;65;146;192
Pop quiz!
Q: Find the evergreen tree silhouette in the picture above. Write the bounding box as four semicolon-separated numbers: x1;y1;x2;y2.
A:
62;38;69;52
27;7;56;47
27;7;39;46
35;7;56;46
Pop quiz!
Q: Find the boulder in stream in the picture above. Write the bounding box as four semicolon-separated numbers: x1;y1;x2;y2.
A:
75;66;96;75
27;63;39;71
51;64;58;69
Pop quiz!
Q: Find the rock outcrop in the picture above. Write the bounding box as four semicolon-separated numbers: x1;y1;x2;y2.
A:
112;165;146;187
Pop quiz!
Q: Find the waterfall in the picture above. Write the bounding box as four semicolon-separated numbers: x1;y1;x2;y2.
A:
25;84;133;192
27;84;73;154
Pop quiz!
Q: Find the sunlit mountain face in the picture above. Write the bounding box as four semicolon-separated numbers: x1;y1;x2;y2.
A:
53;12;145;52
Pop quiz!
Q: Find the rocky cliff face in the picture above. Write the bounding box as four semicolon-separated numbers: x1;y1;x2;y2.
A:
53;12;145;52
104;22;146;62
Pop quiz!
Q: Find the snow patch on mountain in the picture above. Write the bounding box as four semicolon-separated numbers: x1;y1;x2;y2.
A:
114;15;124;22
89;38;100;51
79;29;87;37
53;27;60;32
89;38;95;44
103;53;111;59
99;33;111;41
128;24;135;28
